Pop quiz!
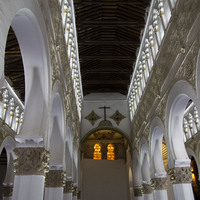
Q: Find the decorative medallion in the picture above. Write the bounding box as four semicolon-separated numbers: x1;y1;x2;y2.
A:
109;110;126;125
85;110;101;126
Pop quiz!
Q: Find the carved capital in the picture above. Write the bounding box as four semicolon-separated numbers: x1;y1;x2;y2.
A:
64;181;74;193
73;185;79;196
14;147;50;175
151;177;167;190
168;166;192;184
2;185;13;197
45;170;66;187
134;187;143;197
142;183;152;194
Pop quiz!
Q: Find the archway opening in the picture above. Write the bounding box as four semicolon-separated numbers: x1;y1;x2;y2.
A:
81;129;130;200
190;156;200;199
0;148;7;199
5;27;25;102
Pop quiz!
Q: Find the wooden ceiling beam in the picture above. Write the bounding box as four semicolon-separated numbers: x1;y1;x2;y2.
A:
76;21;143;26
78;40;138;45
74;1;146;5
80;56;133;61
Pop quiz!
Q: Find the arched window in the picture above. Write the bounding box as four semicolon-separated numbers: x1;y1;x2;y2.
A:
107;144;115;160
93;143;101;160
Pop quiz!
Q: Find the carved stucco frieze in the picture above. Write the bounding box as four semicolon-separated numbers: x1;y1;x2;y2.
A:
2;185;13;197
14;148;50;176
143;123;150;142
151;177;167;190
45;170;66;187
0;120;15;145
175;40;199;91
168;166;192;184
142;183;152;194
64;181;74;193
155;93;168;124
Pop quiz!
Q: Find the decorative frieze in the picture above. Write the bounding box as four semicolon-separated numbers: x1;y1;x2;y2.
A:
2;185;13;197
14;147;50;176
64;181;74;193
45;170;66;187
142;183;152;194
168;166;192;184
151;177;167;190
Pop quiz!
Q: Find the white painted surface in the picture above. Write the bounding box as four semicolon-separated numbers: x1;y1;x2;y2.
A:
173;183;194;200
81;93;131;140
44;187;63;200
12;175;45;200
153;190;168;200
82;159;129;200
63;193;73;200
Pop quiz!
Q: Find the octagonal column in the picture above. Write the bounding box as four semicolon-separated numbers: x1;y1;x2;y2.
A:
152;177;168;200
168;166;194;200
44;169;66;200
12;147;49;200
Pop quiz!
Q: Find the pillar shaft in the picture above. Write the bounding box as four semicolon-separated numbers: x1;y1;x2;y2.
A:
12;147;49;200
142;183;153;200
152;177;168;200
169;166;194;200
2;185;13;200
63;181;74;200
44;170;66;200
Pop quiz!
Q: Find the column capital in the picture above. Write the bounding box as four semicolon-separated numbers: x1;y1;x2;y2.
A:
168;166;192;184
142;183;152;194
64;180;74;193
151;177;167;190
73;185;79;196
134;187;143;197
45;170;66;187
2;184;13;197
14;147;50;176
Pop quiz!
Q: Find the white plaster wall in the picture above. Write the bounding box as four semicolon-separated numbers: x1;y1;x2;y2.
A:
81;93;131;140
82;159;129;200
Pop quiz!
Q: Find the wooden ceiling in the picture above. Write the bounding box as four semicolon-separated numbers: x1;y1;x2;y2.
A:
5;27;25;102
4;1;150;103
74;0;150;96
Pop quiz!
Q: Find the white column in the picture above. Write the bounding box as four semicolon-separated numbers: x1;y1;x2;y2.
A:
2;185;13;200
3;197;12;200
154;190;168;200
63;181;73;200
135;197;143;200
134;187;143;200
142;184;154;200
44;170;66;200
13;175;45;200
173;184;194;200
152;177;168;200
45;188;63;200
63;193;73;200
168;166;194;200
12;147;49;200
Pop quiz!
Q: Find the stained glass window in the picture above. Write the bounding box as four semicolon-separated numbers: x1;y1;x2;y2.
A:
107;144;115;160
93;143;102;160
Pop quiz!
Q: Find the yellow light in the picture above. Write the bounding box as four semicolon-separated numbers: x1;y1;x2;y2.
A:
107;144;115;160
93;143;102;160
